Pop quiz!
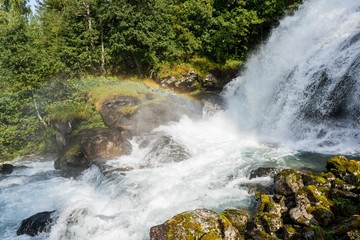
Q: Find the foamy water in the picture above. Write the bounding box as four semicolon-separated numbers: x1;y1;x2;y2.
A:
2;0;360;239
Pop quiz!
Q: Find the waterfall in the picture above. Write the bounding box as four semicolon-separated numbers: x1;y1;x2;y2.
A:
1;1;360;240
224;0;360;155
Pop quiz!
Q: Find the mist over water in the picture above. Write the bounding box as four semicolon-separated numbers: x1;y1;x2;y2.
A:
224;0;360;154
2;0;360;239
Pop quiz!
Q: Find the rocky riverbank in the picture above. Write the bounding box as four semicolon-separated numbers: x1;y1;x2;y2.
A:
149;156;360;240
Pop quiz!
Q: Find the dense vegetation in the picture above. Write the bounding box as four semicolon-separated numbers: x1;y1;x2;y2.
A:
0;0;301;161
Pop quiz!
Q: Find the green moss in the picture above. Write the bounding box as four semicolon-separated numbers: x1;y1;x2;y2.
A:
201;231;223;240
306;185;333;208
347;160;360;175
157;62;196;79
119;105;139;115
327;156;349;172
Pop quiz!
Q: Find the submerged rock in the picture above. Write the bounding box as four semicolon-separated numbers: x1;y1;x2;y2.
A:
136;131;191;167
249;167;280;179
17;211;58;237
0;163;14;175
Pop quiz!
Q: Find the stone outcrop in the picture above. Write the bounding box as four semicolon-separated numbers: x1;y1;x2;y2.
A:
99;94;201;136
17;211;58;237
149;156;360;240
55;128;132;178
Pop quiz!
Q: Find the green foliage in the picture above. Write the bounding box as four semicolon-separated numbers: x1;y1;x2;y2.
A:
0;0;303;160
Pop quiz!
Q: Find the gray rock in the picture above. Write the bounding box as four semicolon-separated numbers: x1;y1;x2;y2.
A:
17;211;58;237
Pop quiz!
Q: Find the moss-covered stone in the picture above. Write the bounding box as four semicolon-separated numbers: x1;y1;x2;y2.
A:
221;209;249;234
302;171;331;190
326;156;350;173
282;224;302;239
253;194;283;235
304;185;333;208
150;209;242;240
274;169;304;196
329;215;360;235
307;206;334;226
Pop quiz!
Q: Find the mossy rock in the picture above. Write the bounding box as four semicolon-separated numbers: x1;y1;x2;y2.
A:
150;209;242;240
304;185;333;208
253;194;283;234
302;171;331;190
274;169;304;196
326;156;350;174
347;160;360;174
307;205;334;227
282;224;302;239
221;209;249;233
329;215;360;235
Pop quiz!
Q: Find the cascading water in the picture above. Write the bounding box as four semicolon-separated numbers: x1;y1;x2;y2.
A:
1;0;360;239
224;0;360;154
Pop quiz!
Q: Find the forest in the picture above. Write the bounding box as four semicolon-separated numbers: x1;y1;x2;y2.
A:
0;0;301;161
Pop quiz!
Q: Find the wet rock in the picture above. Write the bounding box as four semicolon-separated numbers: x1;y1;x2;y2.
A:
136;132;190;167
149;209;243;240
239;183;274;195
80;128;132;162
274;169;304;196
0;163;14;175
17;211;58;237
249;167;280;179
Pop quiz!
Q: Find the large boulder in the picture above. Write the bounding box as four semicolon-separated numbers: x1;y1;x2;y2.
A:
55;128;132;177
150;209;245;240
80;128;132;162
99;94;201;135
17;211;58;237
274;169;304;196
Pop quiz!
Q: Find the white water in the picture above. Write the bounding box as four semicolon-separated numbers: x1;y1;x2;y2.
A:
1;0;360;239
224;0;360;154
